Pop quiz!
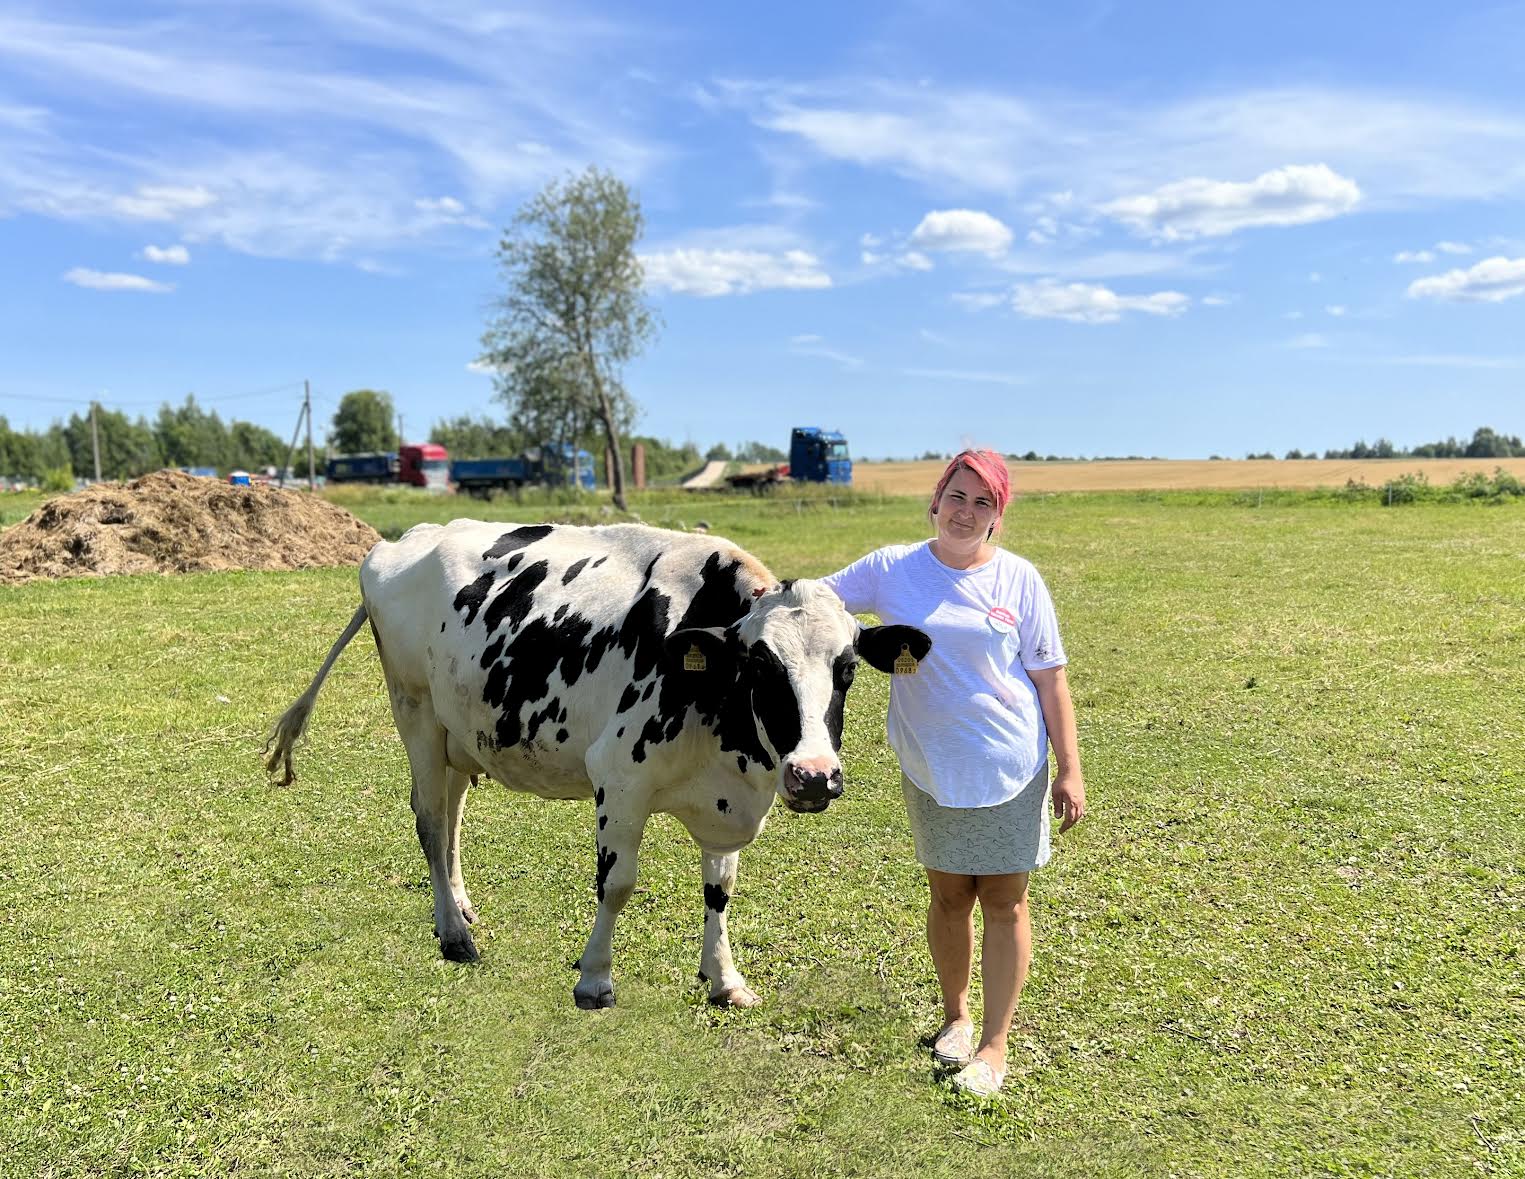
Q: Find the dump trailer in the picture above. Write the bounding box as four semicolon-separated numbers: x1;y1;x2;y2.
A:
450;445;597;497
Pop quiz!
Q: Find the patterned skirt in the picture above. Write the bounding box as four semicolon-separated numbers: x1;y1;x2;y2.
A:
899;766;1051;875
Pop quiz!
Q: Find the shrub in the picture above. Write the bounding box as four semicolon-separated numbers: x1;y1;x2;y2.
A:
41;466;75;493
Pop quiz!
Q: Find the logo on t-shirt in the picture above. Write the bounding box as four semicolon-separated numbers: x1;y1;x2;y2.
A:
986;605;1016;634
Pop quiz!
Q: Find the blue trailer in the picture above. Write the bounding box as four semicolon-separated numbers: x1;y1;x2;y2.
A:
450;445;596;496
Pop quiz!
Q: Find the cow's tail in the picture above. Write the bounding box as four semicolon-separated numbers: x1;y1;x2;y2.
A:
263;603;370;785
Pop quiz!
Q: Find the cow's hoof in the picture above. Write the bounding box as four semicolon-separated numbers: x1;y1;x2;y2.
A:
441;932;479;963
709;984;761;1008
574;986;615;1010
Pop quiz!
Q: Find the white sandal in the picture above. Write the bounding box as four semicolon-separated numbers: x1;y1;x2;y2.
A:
930;1022;974;1066
949;1058;1005;1098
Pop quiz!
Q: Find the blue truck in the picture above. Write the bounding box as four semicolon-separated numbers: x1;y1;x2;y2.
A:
726;427;853;489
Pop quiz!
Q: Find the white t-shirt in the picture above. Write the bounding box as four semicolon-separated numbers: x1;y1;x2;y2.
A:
821;542;1068;809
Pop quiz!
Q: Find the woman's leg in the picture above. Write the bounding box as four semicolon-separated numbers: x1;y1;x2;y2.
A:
925;869;979;1032
971;871;1031;1074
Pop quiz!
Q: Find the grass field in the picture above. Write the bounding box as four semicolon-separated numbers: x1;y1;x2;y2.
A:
2;492;1522;1177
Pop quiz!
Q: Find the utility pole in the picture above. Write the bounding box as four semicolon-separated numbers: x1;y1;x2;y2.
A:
90;400;102;482
305;380;316;490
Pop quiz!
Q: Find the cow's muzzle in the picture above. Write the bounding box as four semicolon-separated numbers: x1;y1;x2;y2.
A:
782;760;843;813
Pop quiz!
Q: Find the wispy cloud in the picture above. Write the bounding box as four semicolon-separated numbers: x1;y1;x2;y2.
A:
1286;332;1329;349
788;333;861;369
641;249;831;296
1407;256;1525;302
1100;164;1360;240
1394;249;1434;263
141;243;190;265
1011;280;1189;323
64;267;173;293
902;367;1025;387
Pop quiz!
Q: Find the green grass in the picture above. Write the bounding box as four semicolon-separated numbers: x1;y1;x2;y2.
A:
1;495;1522;1177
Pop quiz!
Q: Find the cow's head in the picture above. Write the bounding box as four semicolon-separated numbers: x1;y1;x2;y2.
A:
664;579;931;813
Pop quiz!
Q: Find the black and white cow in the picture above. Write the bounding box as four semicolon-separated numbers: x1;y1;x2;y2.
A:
265;521;930;1009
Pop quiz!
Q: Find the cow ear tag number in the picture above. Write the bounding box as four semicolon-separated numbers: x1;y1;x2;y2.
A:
683;644;708;672
892;644;919;676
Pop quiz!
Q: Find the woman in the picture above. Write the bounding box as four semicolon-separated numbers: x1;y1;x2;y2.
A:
822;449;1086;1097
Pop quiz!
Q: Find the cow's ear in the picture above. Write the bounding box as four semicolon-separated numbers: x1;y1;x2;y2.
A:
664;627;735;678
856;624;933;674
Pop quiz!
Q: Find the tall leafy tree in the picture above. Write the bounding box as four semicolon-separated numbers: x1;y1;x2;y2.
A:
63;407;159;480
428;414;525;460
330;389;397;454
480;167;658;510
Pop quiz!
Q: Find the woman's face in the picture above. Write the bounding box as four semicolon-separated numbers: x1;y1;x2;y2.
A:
933;466;1001;547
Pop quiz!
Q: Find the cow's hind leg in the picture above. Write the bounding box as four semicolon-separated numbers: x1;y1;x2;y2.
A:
446;768;476;924
573;786;646;1009
699;851;760;1007
392;694;476;963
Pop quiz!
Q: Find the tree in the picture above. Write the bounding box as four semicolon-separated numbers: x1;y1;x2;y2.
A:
155;395;229;470
331;390;397;454
480;167;658;511
733;440;786;463
429;414;525;460
705;442;733;462
63;406;159;480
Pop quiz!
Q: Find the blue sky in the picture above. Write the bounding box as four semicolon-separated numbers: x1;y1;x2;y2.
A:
2;0;1523;460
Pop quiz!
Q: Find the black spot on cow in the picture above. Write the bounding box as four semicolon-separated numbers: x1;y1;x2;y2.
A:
483;524;553;561
616;684;640;714
778;579;796;593
825;647;855;750
703;883;729;913
479;633;506;670
452;571;495;626
554;603;568;622
674;552;760;633
596;845;617;901
440;621;446;633
641;680;655;701
598;813;607;830
524;696;562;745
716;798;729;813
504;552;523;574
561;556;591;585
483;559;550;635
483;608;591;748
595;787;605;807
748;641;802;758
591;555;608;568
617;587;671;682
639;554;661;589
583;625;618;675
556;727;569;744
736;756;747;774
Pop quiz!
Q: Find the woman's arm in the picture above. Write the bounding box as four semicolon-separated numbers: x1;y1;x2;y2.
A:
1028;665;1086;832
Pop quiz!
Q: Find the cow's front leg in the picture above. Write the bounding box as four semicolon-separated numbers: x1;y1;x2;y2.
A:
699;850;760;1007
445;768;476;924
573;786;646;1009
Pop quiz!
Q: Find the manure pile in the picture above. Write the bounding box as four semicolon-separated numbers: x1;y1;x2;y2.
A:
0;470;381;586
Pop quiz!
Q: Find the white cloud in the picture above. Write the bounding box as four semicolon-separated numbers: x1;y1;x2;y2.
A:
788;334;861;369
141;243;189;265
1394;249;1434;264
63;267;173;292
641;249;831;297
1286;332;1328;349
909;209;1013;254
1100;164;1360;240
1325;305;1347;317
1202;294;1234;306
1407;255;1525;303
897;250;933;271
415;196;464;215
112;184;217;220
1435;240;1472;255
902;367;1025;387
860;249;882;265
1011;280;1189;323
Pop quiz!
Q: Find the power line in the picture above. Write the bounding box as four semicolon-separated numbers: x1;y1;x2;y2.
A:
0;380;305;411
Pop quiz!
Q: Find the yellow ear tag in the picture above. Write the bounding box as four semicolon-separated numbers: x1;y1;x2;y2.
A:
892;644;919;676
683;643;708;672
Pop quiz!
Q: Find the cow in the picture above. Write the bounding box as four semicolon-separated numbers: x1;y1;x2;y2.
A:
264;521;930;1009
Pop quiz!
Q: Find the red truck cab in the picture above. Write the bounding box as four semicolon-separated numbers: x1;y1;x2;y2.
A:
398;443;450;490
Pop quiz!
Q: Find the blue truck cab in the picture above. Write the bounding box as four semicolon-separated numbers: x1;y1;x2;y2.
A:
789;427;852;485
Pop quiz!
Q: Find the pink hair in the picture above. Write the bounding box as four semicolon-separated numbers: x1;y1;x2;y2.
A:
929;449;1012;530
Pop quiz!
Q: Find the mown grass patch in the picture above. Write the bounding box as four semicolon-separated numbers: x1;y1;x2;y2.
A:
1;498;1521;1176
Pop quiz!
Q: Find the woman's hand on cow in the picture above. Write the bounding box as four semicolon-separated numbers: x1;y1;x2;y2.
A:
1051;768;1086;833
